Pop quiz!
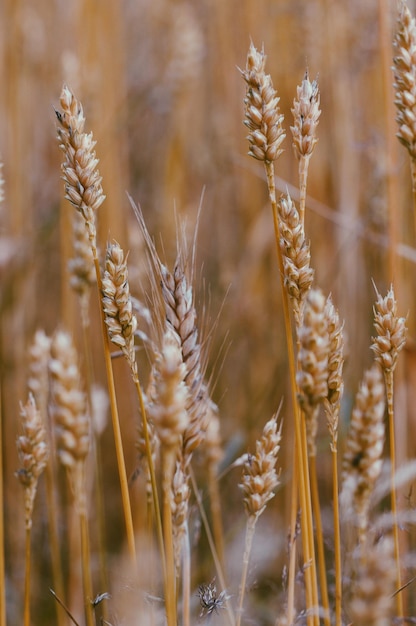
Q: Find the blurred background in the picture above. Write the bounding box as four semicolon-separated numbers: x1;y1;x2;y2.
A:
1;0;416;623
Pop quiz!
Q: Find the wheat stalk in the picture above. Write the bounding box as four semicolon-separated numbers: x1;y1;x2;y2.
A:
16;393;48;626
27;330;67;626
49;330;95;626
236;412;281;626
241;42;319;625
296;288;330;625
371;283;407;617
290;71;320;224
323;297;344;626
56;85;136;564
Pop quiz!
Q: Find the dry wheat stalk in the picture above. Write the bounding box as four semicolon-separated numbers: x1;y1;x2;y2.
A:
291;70;320;225
296;288;329;457
348;534;395;626
16;394;49;529
237;413;282;626
241;42;286;162
55;85;105;248
49;330;90;507
393;0;416;163
102;240;138;376
371;283;406;618
278;193;314;326
48;330;95;626
16;393;49;626
341;364;385;538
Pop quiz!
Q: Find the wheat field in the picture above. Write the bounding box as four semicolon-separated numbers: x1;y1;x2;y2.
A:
2;1;416;624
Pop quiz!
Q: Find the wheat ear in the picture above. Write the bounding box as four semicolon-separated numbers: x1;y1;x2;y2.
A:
291;71;320;224
236;413;281;626
341;364;385;543
27;330;67;626
348;534;395;626
278;192;314;327
241;42;318;625
56;85;136;564
49;330;95;626
296;288;330;626
393;0;416;222
147;328;190;626
371;283;407;617
16;394;49;626
323;297;344;626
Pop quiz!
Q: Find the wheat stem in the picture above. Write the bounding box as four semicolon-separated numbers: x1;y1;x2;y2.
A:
190;468;234;626
80;505;95;626
309;456;330;626
331;447;342;626
23;525;31;626
285;452;298;626
93;254;136;562
384;370;403;618
134;377;166;585
181;524;191;626
162;450;177;626
0;386;5;626
265;161;318;625
236;515;256;626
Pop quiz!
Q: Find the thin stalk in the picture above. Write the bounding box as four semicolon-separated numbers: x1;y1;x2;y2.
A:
411;160;416;243
0;386;6;626
80;508;95;626
285;450;298;626
309;455;330;626
236;516;256;626
44;464;66;626
81;313;109;620
181;524;191;626
207;463;226;576
265;161;319;625
384;370;403;618
162;450;177;626
190;469;235;626
24;526;31;626
331;446;342;626
133;378;166;586
91;251;136;563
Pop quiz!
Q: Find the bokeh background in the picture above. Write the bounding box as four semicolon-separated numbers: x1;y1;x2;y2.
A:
2;0;416;623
